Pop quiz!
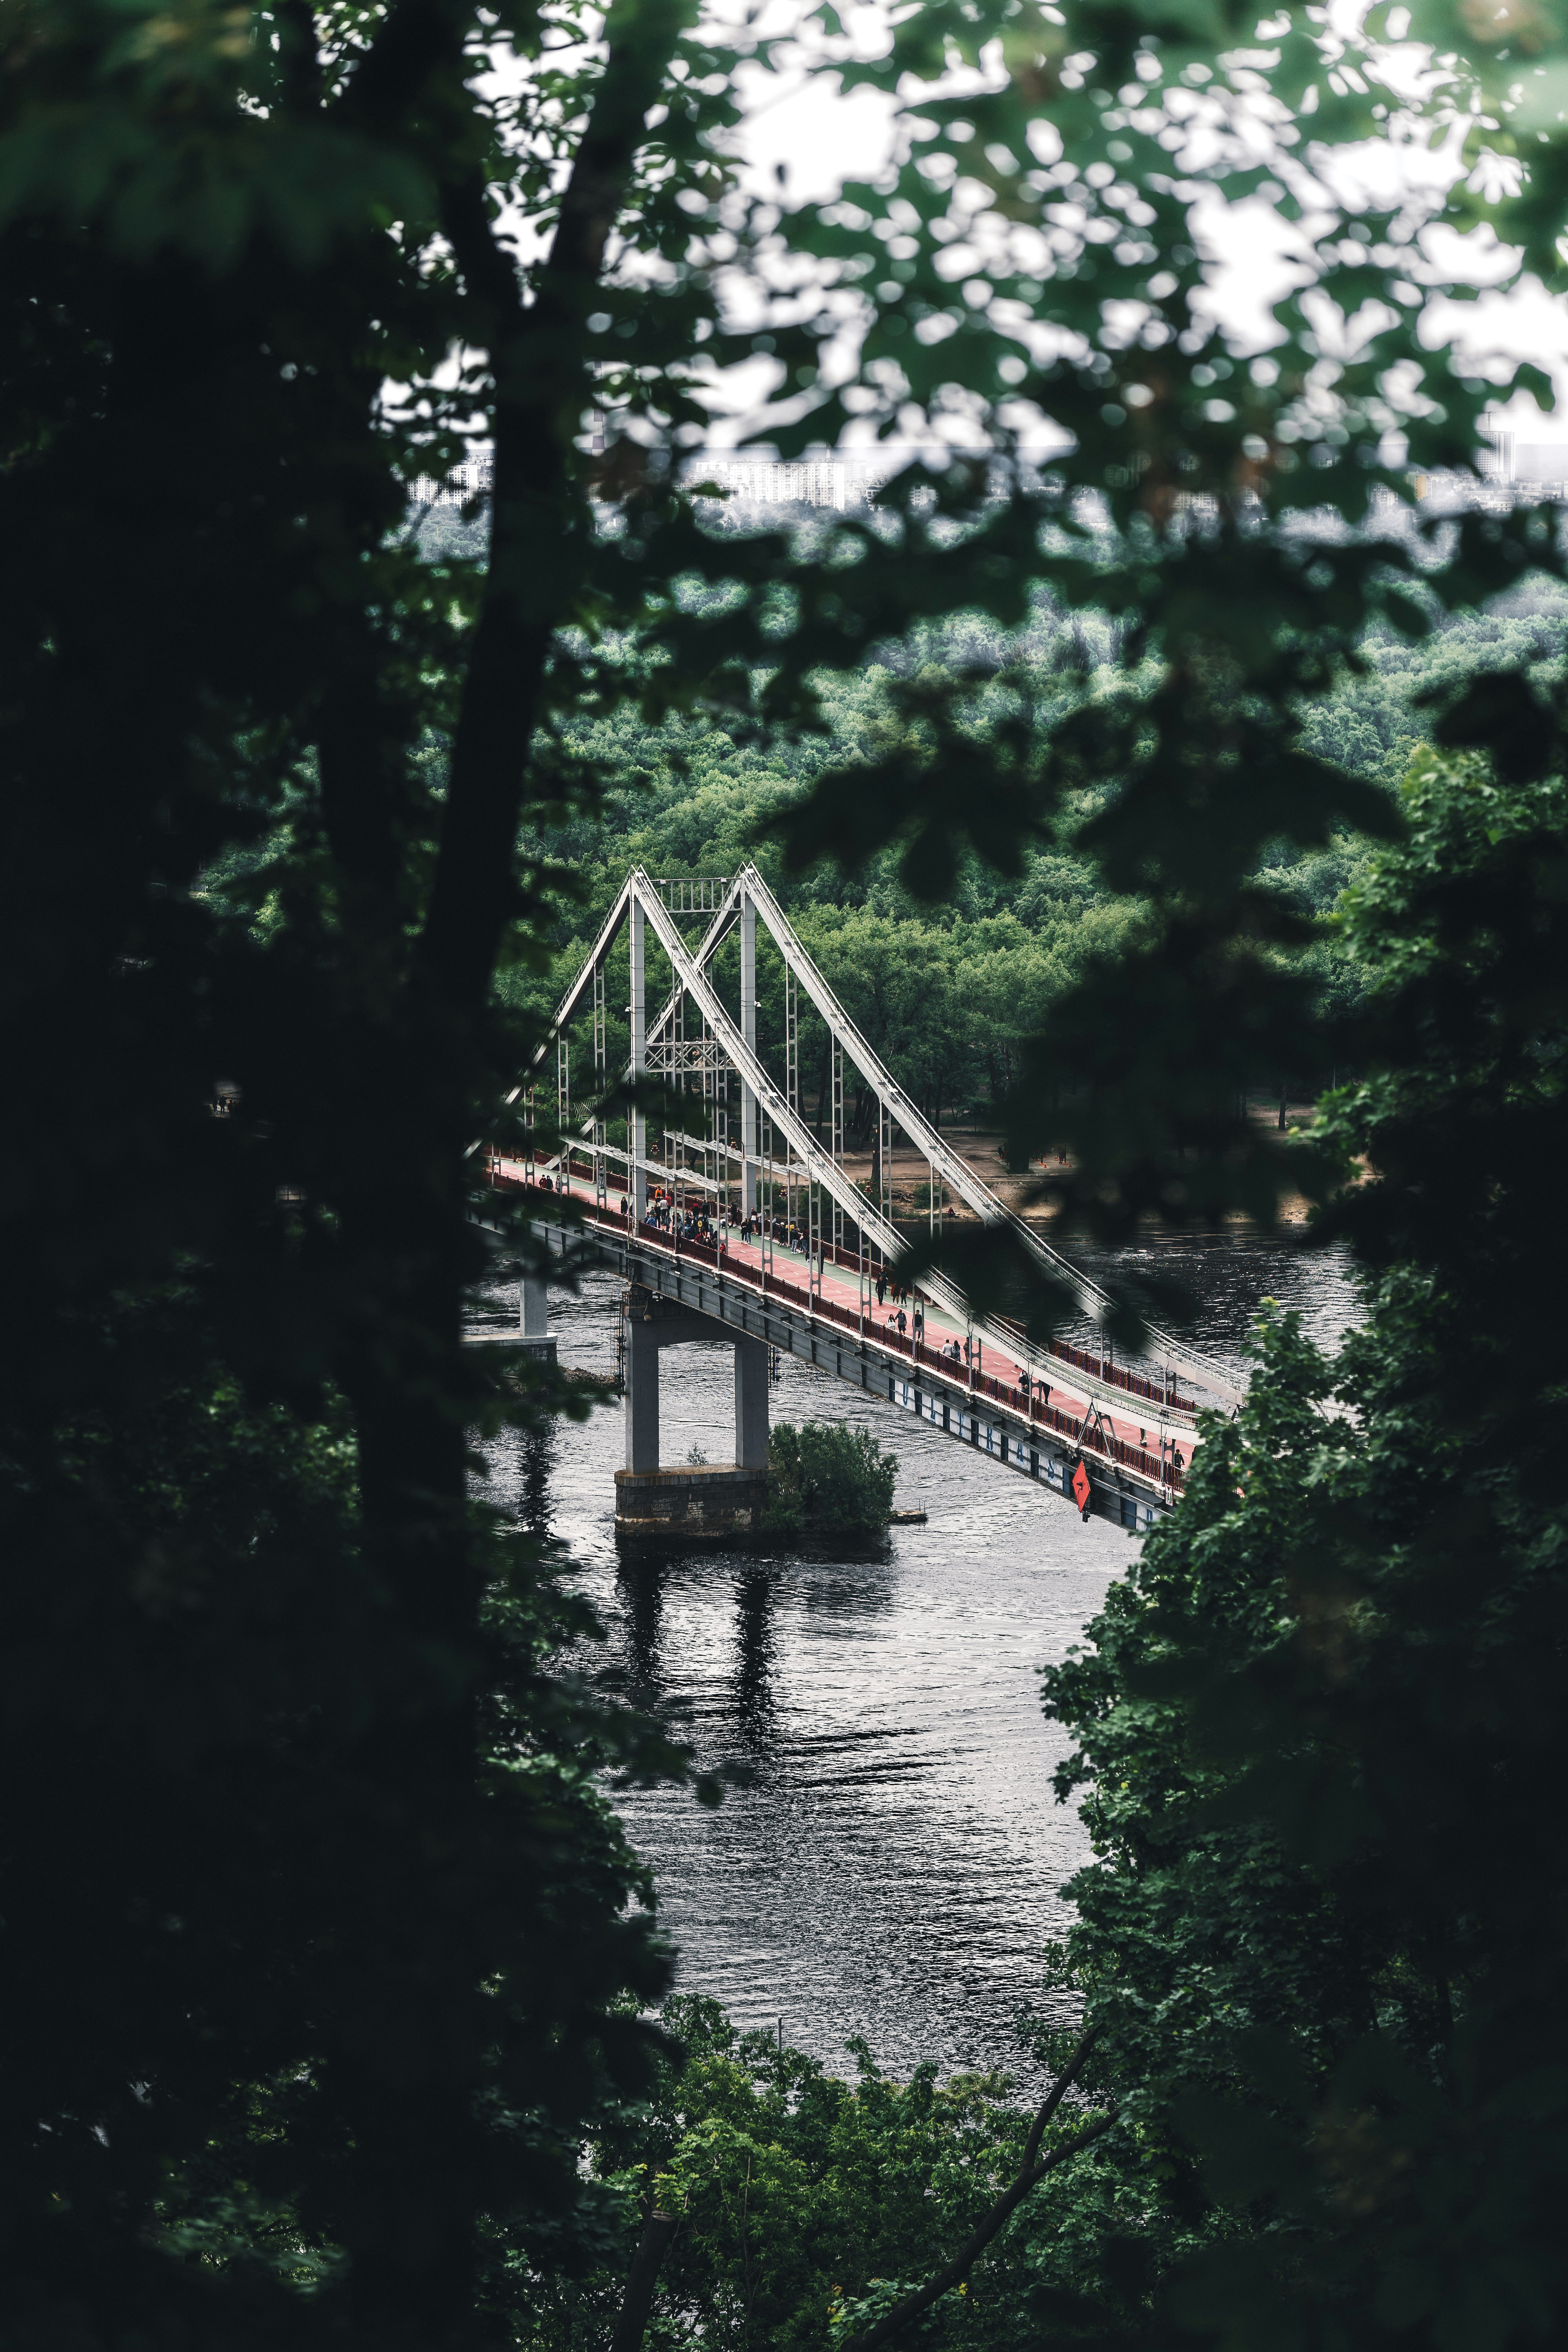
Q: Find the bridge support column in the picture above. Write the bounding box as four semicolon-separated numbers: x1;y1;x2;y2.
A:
624;1312;660;1471
740;889;758;1212
734;1335;769;1470
615;1294;769;1535
520;1226;556;1360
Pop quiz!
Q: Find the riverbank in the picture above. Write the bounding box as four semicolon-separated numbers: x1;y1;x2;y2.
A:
844;1102;1325;1229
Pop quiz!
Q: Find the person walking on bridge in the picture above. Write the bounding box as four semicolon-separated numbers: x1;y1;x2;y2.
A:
913;1303;924;1342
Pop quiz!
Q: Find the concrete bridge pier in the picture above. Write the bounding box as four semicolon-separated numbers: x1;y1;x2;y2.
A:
519;1225;557;1361
617;1295;769;1535
735;1328;769;1472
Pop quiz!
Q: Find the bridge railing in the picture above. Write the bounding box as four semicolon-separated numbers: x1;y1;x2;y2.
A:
486;1167;1185;1493
882;1330;1182;1489
1042;1338;1194;1415
546;1153;1198;1416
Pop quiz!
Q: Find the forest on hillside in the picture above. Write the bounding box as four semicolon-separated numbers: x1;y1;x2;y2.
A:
482;586;1568;1134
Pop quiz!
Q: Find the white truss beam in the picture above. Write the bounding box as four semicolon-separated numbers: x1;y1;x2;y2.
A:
732;864;1240;1409
502;864;1242;1417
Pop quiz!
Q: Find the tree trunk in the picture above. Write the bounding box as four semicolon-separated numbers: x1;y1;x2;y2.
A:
317;6;695;2334
610;2208;680;2352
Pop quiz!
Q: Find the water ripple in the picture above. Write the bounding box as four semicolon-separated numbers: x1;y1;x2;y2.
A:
482;1233;1357;2083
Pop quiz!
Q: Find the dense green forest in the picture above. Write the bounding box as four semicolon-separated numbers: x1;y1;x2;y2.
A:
498;592;1568;1134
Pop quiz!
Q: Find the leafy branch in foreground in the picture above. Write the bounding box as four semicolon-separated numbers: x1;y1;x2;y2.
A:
836;2028;1115;2352
503;1999;1174;2352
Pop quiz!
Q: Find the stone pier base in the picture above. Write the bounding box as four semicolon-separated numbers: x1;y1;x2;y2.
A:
615;1464;769;1537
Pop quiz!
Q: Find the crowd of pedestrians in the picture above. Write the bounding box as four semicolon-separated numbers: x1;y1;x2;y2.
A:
737;1207;808;1252
639;1184;726;1247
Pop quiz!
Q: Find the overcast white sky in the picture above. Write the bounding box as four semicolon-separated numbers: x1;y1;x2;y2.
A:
459;3;1568;461
713;4;1568;449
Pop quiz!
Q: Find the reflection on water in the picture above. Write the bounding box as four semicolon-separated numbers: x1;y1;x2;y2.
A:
482;1232;1359;2084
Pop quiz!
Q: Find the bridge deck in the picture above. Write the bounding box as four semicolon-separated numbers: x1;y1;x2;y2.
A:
487;1160;1196;1523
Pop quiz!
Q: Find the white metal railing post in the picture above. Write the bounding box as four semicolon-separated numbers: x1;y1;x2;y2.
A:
671;984;684;1239
831;1038;844;1265
740;886;758;1214
784;963;797;1241
592;960;607;1208
809;1180;820;1303
557;1037;570;1184
630;896;646;1220
785;963;798;1117
701;1020;714;1210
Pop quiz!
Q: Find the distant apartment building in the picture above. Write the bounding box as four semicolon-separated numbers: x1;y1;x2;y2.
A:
412;446;972;515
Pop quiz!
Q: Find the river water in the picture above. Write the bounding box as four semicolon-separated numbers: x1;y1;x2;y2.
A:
483;1230;1360;2086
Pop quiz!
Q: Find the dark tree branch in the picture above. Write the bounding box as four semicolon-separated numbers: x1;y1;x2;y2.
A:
543;0;695;286
418;0;695;1014
1019;2024;1097;2170
335;0;467;133
275;0;325;107
839;2028;1113;2352
316;608;403;908
436;168;528;338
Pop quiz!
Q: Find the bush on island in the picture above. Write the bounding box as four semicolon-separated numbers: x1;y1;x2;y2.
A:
764;1421;897;1537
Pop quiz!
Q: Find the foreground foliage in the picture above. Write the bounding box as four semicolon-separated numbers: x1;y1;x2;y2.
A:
1040;748;1568;2348
4;1284;689;2342
507;1998;1205;2352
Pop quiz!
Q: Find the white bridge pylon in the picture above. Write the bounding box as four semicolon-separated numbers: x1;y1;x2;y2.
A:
505;865;1241;1417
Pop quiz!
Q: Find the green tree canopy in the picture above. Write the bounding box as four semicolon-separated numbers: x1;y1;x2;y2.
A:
763;1421;899;1537
1040;746;1568;2347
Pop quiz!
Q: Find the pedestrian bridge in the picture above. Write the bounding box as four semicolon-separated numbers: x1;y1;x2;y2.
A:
481;866;1240;1533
